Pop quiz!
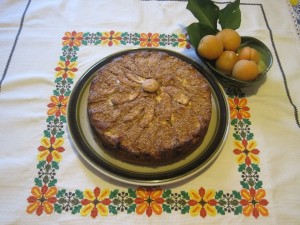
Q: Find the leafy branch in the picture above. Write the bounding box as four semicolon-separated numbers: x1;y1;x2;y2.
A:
186;0;241;48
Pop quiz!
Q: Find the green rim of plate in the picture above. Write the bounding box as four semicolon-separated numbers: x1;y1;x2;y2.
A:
67;48;229;186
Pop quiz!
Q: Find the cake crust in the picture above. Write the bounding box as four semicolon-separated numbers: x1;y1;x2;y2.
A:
87;50;212;165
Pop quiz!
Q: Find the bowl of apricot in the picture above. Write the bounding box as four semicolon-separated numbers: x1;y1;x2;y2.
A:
196;29;273;87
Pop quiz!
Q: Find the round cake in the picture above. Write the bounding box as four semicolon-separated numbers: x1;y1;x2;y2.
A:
87;50;212;165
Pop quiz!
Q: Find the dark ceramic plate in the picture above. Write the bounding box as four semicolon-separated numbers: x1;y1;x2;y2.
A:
67;48;229;186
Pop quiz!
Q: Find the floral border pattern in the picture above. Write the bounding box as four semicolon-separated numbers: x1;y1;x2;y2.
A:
26;31;268;219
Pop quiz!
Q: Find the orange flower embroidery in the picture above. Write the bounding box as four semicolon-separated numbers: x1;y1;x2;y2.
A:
80;187;111;218
100;31;122;46
47;95;69;117
240;188;269;218
233;139;260;165
135;187;165;217
140;33;160;47
62;31;83;47
27;185;57;216
178;33;191;49
188;187;217;218
55;60;78;79
37;136;65;163
228;97;250;120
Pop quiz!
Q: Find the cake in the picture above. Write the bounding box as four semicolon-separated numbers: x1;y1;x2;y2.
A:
87;50;212;165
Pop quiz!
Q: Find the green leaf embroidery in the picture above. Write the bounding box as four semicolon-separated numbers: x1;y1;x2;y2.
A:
48;179;57;187
54;204;62;213
72;205;82;214
216;205;225;215
255;181;263;189
251;164;261;172
180;191;190;200
181;205;190;214
240;181;249;189
56;131;64;138
215;190;224;199
44;130;51;138
128;188;136;198
219;0;241;30
37;161;46;169
163;204;172;213
232;190;241;199
127;204;136;214
34;178;43;187
234;205;243;215
233;133;242;140
109;205;118;215
238;164;246;172
56;189;66;198
109;189;119;199
162;189;172;198
51;161;59;170
75;190;84;199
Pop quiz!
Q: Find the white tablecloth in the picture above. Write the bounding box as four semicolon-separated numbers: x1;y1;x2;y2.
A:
1;0;300;224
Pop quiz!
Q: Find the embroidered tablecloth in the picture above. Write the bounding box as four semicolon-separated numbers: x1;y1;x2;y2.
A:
1;0;300;224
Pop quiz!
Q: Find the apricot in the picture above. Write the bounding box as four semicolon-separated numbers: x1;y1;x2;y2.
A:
232;60;259;81
215;51;239;74
216;29;241;51
238;47;260;64
197;35;223;60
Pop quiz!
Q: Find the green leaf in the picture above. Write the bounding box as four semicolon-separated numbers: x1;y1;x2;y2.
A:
234;205;243;215
187;0;219;31
251;164;261;172
233;133;242;141
180;191;190;200
181;205;190;214
75;190;84;199
238;163;246;172
128;188;136;198
232;190;241;199
44;130;51;138
255;181;263;189
37;161;46;169
56;131;64;138
54;204;62;213
34;178;43;187
48;179;57;187
243;118;251;125
109;189;119;199
109;205;118;215
186;22;216;48
127;204;136;214
162;189;171;198
219;0;241;30
163;204;172;213
72;205;82;214
240;181;249;189
51;161;59;170
216;205;225;215
247;133;254;140
60;115;67;123
215;190;224;199
57;189;66;198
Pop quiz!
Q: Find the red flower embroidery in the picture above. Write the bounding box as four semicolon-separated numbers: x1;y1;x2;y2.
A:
62;31;83;47
37;136;65;163
27;185;57;216
100;31;122;46
240;188;269;218
140;33;160;47
188;187;217;218
47;95;69;117
135;187;165;217
233;139;260;165
228;97;250;120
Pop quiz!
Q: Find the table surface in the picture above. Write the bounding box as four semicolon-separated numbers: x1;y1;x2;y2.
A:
1;0;300;224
